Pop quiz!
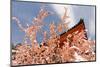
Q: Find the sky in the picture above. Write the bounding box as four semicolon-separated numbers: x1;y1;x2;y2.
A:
11;0;95;45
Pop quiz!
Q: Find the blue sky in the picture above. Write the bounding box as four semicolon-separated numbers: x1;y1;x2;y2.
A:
11;0;95;45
